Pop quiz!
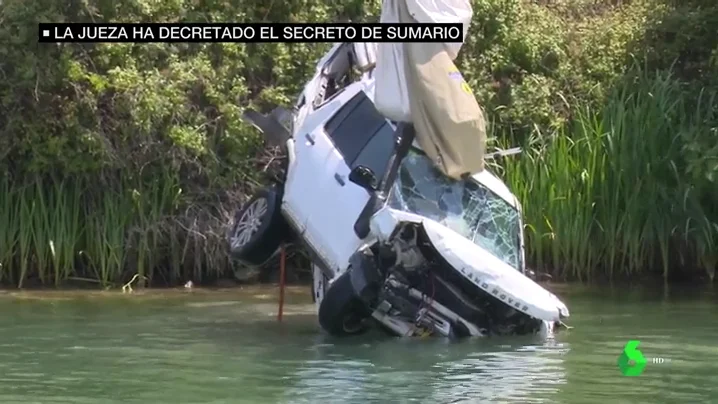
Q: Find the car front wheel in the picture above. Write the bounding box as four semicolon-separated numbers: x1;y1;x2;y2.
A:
318;270;372;336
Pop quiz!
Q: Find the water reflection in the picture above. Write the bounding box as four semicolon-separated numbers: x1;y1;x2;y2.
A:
283;334;569;403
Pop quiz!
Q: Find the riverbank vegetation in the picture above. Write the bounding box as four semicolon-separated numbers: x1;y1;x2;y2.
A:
1;0;716;288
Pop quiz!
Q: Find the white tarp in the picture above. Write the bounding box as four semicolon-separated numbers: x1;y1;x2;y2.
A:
405;0;472;59
374;0;473;122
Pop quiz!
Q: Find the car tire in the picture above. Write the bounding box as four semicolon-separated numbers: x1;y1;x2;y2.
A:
318;270;371;336
227;186;288;266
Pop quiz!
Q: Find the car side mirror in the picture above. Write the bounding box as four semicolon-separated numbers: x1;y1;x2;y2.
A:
348;165;378;191
241;107;292;147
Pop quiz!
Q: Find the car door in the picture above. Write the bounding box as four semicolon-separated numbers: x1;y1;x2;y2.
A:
282;99;340;246
282;83;366;270
309;90;399;273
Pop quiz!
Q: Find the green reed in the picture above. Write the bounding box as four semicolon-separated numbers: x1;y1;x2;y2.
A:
28;178;83;286
0;170;228;288
130;168;183;288
499;66;718;281
0;180;18;285
82;185;134;287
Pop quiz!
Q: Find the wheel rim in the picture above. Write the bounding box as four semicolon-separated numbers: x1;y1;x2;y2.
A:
231;197;268;250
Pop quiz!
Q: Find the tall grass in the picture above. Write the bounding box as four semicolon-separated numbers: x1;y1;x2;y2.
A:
499;66;718;281
1;67;715;287
0;172;235;288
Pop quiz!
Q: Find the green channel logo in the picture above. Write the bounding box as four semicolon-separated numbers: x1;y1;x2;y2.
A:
617;340;648;376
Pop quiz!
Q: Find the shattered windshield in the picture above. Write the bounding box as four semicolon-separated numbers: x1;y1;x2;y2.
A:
388;149;522;271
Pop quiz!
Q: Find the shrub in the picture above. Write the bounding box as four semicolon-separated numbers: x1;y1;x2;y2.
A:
0;0;715;286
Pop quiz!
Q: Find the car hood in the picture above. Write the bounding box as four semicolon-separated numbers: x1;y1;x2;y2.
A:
371;208;570;322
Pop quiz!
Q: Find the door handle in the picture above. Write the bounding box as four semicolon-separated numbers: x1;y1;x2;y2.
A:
334;173;345;186
305;133;315;145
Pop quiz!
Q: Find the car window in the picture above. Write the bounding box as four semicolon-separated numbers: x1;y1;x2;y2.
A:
324;91;387;165
351;122;396;179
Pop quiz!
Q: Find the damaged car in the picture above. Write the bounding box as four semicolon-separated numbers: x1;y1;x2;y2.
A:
227;42;570;338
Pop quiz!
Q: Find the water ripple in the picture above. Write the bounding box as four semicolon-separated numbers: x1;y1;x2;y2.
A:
0;288;715;404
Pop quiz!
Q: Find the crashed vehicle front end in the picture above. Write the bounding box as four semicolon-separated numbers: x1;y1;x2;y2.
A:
326;151;570;338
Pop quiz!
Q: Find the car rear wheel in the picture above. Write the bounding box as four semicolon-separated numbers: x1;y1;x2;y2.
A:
227;186;288;266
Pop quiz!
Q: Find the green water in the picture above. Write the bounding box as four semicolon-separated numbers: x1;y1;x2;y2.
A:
0;284;716;404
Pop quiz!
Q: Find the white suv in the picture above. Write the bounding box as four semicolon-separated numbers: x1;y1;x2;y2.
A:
228;42;570;338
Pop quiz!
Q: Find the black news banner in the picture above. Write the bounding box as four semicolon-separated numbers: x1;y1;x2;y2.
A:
38;22;463;43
